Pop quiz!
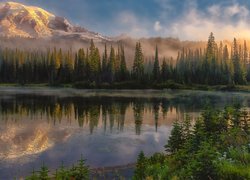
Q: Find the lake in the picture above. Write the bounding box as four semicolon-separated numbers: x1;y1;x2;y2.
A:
0;87;250;179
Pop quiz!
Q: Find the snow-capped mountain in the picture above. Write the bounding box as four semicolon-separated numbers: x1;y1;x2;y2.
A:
0;1;111;41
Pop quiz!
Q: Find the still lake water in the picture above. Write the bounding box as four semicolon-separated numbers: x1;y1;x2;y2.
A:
0;87;250;178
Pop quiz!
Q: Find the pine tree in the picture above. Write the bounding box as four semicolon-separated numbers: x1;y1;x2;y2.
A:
119;44;128;81
55;163;71;180
206;32;216;61
165;121;184;153
74;48;86;81
63;49;74;83
38;164;49;180
115;46;121;75
102;43;108;73
101;44;108;82
153;45;160;81
107;46;116;82
134;151;147;180
222;45;234;85
243;40;249;82
70;157;89;180
132;42;144;81
206;32;219;85
232;38;246;84
161;58;168;81
89;40;101;82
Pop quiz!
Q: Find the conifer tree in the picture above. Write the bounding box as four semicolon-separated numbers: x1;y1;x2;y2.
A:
153;45;160;81
134;151;147;179
102;43;108;72
161;58;168;81
74;48;85;81
38;164;49;180
119;45;128;81
107;46;116;82
232;38;246;84
206;32;216;61
165;121;184;153
101;44;108;82
70;157;89;179
133;42;144;81
88;40;101;82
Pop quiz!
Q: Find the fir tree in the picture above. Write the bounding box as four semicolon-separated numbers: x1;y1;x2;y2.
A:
134;151;147;180
38;164;49;180
107;46;116;82
232;38;246;84
132;42;144;81
153;45;160;81
165;121;184;153
119;44;128;81
161;58;168;81
70;156;89;179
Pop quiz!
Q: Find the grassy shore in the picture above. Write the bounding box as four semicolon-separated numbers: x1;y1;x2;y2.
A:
0;82;250;92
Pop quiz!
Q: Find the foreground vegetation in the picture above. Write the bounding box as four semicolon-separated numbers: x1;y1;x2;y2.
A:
1;33;250;88
26;157;89;180
134;104;250;179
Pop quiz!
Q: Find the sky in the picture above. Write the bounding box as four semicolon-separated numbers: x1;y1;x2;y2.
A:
3;0;250;40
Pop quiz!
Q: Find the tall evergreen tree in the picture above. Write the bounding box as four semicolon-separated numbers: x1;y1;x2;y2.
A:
161;58;168;81
101;44;108;82
74;48;86;81
153;45;160;81
89;40;101;82
119;44;128;81
232;38;246;84
133;42;144;81
107;46;116;82
206;32;216;61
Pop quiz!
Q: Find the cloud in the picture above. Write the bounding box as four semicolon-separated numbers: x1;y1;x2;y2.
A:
207;5;221;17
225;4;249;18
115;11;151;37
154;21;162;32
101;1;250;40
159;2;250;40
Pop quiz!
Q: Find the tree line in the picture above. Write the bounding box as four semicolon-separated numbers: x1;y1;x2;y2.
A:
0;33;250;86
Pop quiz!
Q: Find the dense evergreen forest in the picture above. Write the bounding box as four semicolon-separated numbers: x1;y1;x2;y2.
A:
0;32;250;88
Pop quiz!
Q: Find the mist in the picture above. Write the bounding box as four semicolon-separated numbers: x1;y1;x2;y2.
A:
1;35;250;68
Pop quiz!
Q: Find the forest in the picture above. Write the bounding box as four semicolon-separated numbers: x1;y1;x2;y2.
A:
0;33;250;89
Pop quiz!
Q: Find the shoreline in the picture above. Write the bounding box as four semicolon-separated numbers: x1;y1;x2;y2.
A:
0;83;250;93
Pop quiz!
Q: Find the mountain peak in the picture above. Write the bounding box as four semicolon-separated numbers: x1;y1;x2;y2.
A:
0;1;56;37
0;1;110;41
4;1;55;18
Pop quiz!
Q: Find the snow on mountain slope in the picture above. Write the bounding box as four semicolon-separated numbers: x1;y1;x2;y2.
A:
0;2;110;41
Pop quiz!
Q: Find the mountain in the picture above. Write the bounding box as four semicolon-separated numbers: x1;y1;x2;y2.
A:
0;1;111;41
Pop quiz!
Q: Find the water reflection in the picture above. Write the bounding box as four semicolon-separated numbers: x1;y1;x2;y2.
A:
0;95;185;134
0;88;250;178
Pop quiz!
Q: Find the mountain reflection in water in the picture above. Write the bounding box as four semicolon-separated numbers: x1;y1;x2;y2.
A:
0;88;250;179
